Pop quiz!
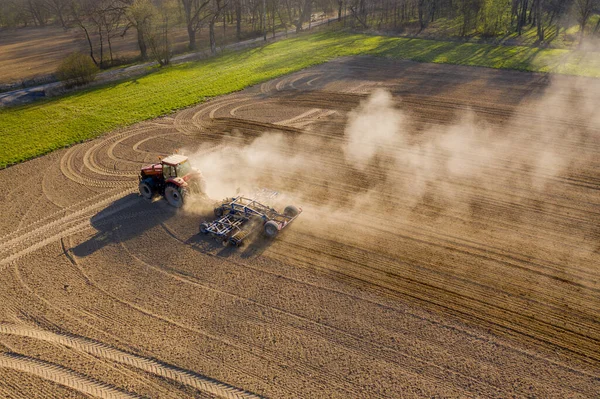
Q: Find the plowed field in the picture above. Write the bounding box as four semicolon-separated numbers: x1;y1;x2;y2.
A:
0;57;598;398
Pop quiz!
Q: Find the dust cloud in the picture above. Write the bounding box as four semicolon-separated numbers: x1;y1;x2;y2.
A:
185;77;599;230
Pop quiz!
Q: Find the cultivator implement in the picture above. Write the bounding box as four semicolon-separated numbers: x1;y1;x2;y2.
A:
199;190;301;247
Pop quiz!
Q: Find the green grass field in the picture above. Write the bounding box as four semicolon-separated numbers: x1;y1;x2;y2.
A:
2;30;600;168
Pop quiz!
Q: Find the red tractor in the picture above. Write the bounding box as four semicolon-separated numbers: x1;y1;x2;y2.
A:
138;154;205;208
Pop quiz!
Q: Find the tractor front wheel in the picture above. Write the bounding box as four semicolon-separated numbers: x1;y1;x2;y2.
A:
165;184;186;208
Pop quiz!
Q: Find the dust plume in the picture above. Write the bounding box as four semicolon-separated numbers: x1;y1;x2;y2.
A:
343;89;405;169
184;77;599;246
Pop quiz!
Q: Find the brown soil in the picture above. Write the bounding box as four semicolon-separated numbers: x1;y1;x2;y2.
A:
0;57;598;398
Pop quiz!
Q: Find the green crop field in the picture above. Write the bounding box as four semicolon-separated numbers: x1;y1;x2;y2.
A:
2;30;599;168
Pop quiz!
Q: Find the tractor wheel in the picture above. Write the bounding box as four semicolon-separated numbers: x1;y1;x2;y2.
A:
284;205;300;217
139;179;155;200
264;220;280;238
165;184;185;208
200;222;210;234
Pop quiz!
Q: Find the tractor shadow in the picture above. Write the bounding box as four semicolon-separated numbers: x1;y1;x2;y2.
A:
72;193;279;260
72;194;178;257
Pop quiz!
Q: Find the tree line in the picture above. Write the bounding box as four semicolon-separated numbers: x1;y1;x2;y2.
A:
347;0;600;42
0;0;339;67
1;0;599;68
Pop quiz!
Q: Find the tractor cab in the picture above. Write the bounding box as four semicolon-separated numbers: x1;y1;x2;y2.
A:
161;154;192;179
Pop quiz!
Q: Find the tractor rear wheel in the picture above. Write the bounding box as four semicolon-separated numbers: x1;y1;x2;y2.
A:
264;221;280;238
139;180;155;200
165;184;186;208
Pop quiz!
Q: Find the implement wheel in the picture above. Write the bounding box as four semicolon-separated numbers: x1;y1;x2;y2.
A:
200;222;209;234
264;221;280;238
284;205;299;217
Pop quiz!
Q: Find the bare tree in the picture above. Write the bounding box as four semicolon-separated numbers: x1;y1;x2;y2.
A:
350;0;368;28
235;0;242;39
69;0;100;65
26;0;50;26
283;0;312;32
180;0;211;49
44;0;69;28
148;0;178;65
208;0;229;53
69;0;127;68
100;1;127;65
573;0;597;42
124;0;156;60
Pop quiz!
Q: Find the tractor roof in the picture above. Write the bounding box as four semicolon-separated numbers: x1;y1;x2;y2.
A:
162;154;188;166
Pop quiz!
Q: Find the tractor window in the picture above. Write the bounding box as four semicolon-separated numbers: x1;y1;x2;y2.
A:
163;165;174;179
176;161;192;177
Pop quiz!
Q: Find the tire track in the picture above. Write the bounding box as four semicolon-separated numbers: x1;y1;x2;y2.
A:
68;237;367;398
0;188;137;269
0;352;142;399
117;231;569;398
275;234;600;364
0;324;262;399
157;221;600;394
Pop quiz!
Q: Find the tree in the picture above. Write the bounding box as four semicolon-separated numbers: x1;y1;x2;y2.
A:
69;0;127;68
208;0;229;54
349;0;367;28
573;0;597;42
69;0;100;65
235;0;242;40
180;0;211;49
26;0;50;26
147;0;178;65
56;51;99;87
283;0;312;32
44;0;69;28
125;0;156;60
336;0;343;21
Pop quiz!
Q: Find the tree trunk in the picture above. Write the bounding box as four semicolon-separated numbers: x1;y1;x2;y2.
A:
137;28;147;60
263;0;267;40
418;0;426;31
57;10;66;29
210;19;217;54
236;0;242;40
338;1;342;21
80;24;98;66
98;27;104;68
536;0;544;42
107;34;114;65
187;25;197;50
517;0;528;35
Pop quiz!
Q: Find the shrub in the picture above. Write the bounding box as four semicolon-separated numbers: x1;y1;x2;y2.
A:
56;52;99;88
